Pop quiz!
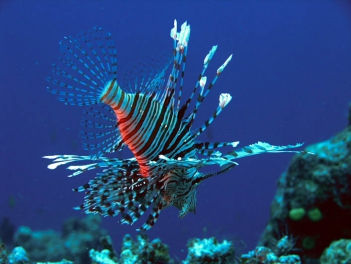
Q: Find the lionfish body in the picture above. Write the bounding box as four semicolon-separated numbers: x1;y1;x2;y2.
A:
45;21;303;230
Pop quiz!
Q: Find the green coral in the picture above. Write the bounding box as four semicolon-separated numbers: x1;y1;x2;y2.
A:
307;208;322;222
302;236;316;250
289;208;305;221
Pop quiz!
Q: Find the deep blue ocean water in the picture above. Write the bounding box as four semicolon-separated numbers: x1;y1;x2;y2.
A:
1;0;351;260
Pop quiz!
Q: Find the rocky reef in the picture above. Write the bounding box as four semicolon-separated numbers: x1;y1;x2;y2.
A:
241;235;301;263
0;218;237;263
1;214;304;264
320;238;351;263
12;215;106;263
183;237;235;263
259;104;351;262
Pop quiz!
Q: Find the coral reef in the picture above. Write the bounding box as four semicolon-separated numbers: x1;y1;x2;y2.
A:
90;249;117;264
183;237;235;264
14;226;65;261
8;215;351;263
259;105;351;262
94;234;239;263
2;220;241;264
14;215;106;263
119;233;173;264
320;239;351;264
5;217;175;264
0;245;29;264
241;235;301;264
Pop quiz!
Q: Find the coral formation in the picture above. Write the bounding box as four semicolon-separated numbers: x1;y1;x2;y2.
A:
90;249;117;264
320;239;351;264
184;237;235;263
14;226;65;261
2;220;239;264
5;220;175;264
259;105;351;262
36;261;73;264
8;247;29;263
306;208;322;222
119;233;173;264
288;208;305;221
0;246;29;264
90;233;174;264
241;235;301;263
14;215;106;263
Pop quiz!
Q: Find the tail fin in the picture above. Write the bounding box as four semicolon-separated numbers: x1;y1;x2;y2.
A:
47;27;117;106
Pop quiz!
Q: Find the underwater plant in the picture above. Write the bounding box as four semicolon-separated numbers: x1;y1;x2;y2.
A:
44;20;303;230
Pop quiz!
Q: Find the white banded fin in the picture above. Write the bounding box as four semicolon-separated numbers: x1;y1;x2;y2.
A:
217;54;232;74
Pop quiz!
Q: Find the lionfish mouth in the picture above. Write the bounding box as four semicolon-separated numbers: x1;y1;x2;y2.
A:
44;20;305;231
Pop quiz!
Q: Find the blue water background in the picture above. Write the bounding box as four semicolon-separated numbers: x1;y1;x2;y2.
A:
1;0;351;259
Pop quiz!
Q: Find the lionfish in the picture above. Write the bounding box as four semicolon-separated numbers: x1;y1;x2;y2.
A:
44;20;303;231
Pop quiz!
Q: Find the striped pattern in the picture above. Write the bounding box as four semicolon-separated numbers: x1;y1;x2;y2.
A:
45;21;304;231
99;78;195;178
